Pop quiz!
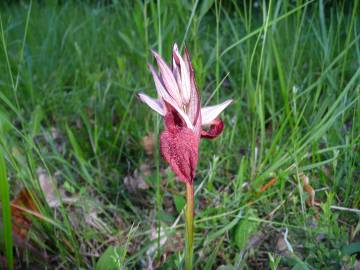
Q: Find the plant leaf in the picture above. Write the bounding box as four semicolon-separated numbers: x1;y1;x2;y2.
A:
96;246;124;270
234;210;259;250
173;195;186;213
0;150;13;270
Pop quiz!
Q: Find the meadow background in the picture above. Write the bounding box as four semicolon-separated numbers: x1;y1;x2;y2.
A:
0;0;359;269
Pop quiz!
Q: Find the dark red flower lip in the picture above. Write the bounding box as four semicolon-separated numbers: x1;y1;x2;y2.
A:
201;118;224;139
160;108;199;184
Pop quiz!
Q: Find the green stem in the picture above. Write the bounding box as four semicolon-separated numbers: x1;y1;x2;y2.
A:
185;182;194;270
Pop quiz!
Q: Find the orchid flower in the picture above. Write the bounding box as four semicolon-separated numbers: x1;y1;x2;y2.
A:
138;44;232;270
138;44;232;184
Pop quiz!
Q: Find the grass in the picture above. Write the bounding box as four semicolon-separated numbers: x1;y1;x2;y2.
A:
0;0;359;269
0;149;13;270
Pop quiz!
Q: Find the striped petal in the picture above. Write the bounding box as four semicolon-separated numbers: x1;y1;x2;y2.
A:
183;47;201;130
148;64;172;101
201;99;233;126
172;44;191;104
172;44;180;80
137;93;165;116
151;50;182;106
148;64;194;129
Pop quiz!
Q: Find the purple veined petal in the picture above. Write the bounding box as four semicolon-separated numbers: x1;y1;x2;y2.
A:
148;64;185;115
189;79;201;137
148;64;172;100
172;44;182;99
183;47;192;75
148;64;194;130
172;44;180;79
137;93;165;116
201;99;233;126
183;48;201;129
151;50;183;106
173;44;191;104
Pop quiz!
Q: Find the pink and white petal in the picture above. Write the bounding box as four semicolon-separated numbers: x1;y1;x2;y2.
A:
148;64;172;100
183;47;192;75
173;63;181;84
183;47;201;130
137;93;165;116
151;50;182;105
173;45;191;104
148;65;194;129
172;43;178;68
201;99;233;126
189;80;201;136
172;44;181;79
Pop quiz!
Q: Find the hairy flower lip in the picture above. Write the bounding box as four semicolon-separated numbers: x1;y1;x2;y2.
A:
160;104;199;184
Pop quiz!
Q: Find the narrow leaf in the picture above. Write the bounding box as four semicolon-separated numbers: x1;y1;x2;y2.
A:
0;150;14;270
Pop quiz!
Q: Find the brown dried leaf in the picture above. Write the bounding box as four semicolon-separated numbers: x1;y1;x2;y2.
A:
37;168;59;208
259;178;277;193
37;167;78;208
11;189;39;240
299;173;319;207
141;133;155;156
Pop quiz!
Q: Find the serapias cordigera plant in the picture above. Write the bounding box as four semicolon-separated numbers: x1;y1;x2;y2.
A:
138;43;232;270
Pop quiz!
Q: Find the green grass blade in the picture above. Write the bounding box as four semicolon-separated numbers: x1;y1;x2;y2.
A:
0;150;14;270
221;0;314;56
